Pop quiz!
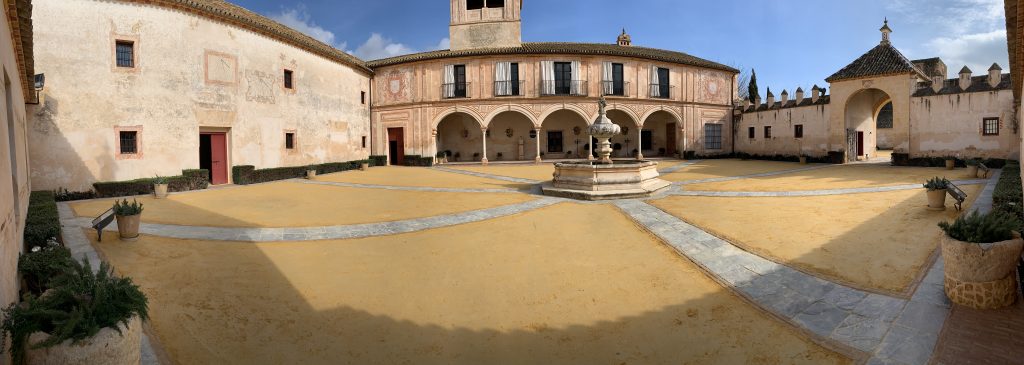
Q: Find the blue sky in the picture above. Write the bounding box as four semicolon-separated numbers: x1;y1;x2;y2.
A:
229;0;1009;94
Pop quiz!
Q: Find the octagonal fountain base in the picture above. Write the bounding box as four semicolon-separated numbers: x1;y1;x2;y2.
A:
541;160;671;201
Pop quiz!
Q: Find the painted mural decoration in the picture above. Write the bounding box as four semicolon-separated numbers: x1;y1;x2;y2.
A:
379;69;413;103
697;70;729;105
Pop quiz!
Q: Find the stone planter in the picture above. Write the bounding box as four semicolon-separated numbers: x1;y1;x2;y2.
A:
115;214;141;241
967;165;979;178
941;234;1024;309
799;156;808;165
153;183;168;199
359;162;369;171
26;315;142;365
926;189;947;211
306;170;317;179
945;159;955;170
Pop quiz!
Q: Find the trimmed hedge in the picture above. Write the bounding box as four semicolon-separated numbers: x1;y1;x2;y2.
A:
402;155;433;167
992;161;1022;227
92;169;209;198
691;152;835;164
233;159;378;185
369;155;388;167
24;191;61;251
891;155;1007;169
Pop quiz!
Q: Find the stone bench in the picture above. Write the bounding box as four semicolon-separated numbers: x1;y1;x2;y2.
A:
91;208;115;242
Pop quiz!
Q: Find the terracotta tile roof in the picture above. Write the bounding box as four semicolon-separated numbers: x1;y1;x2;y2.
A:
141;0;371;74
6;0;35;103
826;42;928;82
911;74;1012;97
365;42;739;73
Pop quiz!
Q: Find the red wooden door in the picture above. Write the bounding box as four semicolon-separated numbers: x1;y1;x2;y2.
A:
387;128;404;165
208;133;228;185
666;123;677;156
857;131;865;156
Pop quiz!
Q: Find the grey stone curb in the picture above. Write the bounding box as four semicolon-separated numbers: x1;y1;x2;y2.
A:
432;166;542;184
61;198;561;243
298;179;523;193
673;179;991;197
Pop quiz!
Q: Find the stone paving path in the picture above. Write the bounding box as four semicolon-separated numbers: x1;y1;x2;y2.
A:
57;163;999;365
673;179;991;197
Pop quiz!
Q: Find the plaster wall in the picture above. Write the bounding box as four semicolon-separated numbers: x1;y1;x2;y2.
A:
829;75;916;156
844;89;889;159
449;0;522;50
909;89;1020;159
736;103;831;157
29;0;372;191
0;0;32;346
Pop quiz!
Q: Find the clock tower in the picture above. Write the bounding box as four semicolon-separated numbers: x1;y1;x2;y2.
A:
449;0;522;51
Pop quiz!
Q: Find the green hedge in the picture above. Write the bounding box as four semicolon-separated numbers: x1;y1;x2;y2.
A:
402;155;434;167
92;169;209;198
993;161;1022;226
233;159;378;185
369;155;388;166
891;155;1007;169
691;152;834;164
24;191;61;251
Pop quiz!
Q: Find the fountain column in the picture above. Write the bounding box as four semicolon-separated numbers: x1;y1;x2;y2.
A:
589;97;620;164
481;127;489;165
534;128;542;163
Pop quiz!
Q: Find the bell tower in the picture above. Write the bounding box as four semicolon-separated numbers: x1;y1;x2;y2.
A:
449;0;522;51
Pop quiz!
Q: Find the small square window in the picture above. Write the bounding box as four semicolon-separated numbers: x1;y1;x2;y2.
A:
116;41;135;68
119;131;138;154
764;126;772;139
285;132;295;149
361;91;366;104
983;118;999;136
284;70;294;89
748;127;755;139
794;124;804;139
361;136;367;148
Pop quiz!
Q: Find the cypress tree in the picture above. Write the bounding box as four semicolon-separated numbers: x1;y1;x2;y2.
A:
747;69;759;103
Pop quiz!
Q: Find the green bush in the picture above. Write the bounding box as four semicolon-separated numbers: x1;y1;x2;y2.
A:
402;155;434;167
93;169;209;198
18;241;74;296
993;161;1023;228
368;155;388;167
923;177;950;191
0;260;148;365
23;191;61;252
938;210;1020;244
112;199;144;216
52;188;96;202
233;159;379;185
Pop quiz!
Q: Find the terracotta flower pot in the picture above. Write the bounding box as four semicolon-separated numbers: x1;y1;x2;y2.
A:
926;189;947;210
941;233;1024;309
153;183;168;199
26;315;142;365
945;159;955;170
360;162;369;171
115;214;141;241
967;165;978;178
306;170;317;179
799;156;808;165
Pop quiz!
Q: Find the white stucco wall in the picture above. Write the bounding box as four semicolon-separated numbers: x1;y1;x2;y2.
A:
736;102;831;157
29;0;372;191
910;89;1020;159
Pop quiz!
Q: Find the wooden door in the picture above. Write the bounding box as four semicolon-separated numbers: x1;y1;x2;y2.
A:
666;123;677;156
857;131;865;156
387;128;404;165
208;133;228;185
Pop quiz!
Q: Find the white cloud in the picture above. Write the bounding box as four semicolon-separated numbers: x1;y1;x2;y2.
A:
886;0;1007;77
352;33;416;60
435;38;451;51
925;30;1008;76
269;6;346;50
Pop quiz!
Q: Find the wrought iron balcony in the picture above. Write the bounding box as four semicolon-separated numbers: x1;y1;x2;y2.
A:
441;82;471;99
494;80;526;97
601;81;630;97
649;83;674;99
539;80;589;97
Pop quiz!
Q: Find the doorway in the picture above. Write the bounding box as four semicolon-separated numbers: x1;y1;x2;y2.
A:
857;131;865;157
387;127;404;166
666;123;677;156
200;132;228;185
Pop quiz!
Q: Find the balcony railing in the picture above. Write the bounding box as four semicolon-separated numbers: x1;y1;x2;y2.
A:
494;80;526;97
540;80;589;97
649;83;674;99
442;82;471;99
601;81;630;97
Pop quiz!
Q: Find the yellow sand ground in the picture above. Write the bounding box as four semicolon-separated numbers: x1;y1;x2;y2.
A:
687;164;978;192
318;166;531;190
91;203;850;365
651;186;981;294
70;182;533;228
662;159;820;182
447;160;688;181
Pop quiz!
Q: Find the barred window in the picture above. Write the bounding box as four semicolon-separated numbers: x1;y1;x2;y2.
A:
119;131;138;154
115;41;134;68
764;126;772;139
794;124;804;139
876;102;893;129
983;118;999;136
705;124;722;150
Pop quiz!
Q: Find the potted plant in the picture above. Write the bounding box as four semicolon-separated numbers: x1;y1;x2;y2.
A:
112;199;143;241
944;156;956;170
435;151;447;165
305;166;317;179
359;160;369;171
799;154;808;165
923;177;949;211
965;158;980;177
453;152;461;162
565;151;573;159
473;152;480;161
496;152;504;161
152;175;169;199
938;210;1024;309
1;259;149;365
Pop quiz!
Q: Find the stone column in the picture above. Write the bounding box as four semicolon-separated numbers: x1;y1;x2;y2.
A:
481;127;489;165
587;134;595;161
636;127;644;160
431;129;439;165
534;128;542;164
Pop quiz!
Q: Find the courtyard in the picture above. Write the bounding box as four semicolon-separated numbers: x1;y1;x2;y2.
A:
59;158;991;364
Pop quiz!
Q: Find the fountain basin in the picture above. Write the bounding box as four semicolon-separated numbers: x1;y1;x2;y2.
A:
541;160;671;200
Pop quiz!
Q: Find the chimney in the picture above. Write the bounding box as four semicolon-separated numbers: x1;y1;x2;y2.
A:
766;88;775;108
988;63;1003;87
780;89;789;105
811;85;821;103
754;96;761;108
795;87;805;104
931;76;943;93
958;66;972;90
742;99;750;110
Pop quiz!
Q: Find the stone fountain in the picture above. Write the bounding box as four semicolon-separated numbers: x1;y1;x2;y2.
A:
541;97;671;200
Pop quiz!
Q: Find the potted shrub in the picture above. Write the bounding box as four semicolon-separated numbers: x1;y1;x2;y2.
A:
923;177;949;211
965;159;980;177
944;156;956;170
565;151;573;159
305;166;317;179
435;151;447;165
359;160;369;171
453;152;461;162
799;154;808;165
152;175;169;199
473;152;480;162
496;152;503;161
1;259;149;365
112;199;143;241
938;211;1024;309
